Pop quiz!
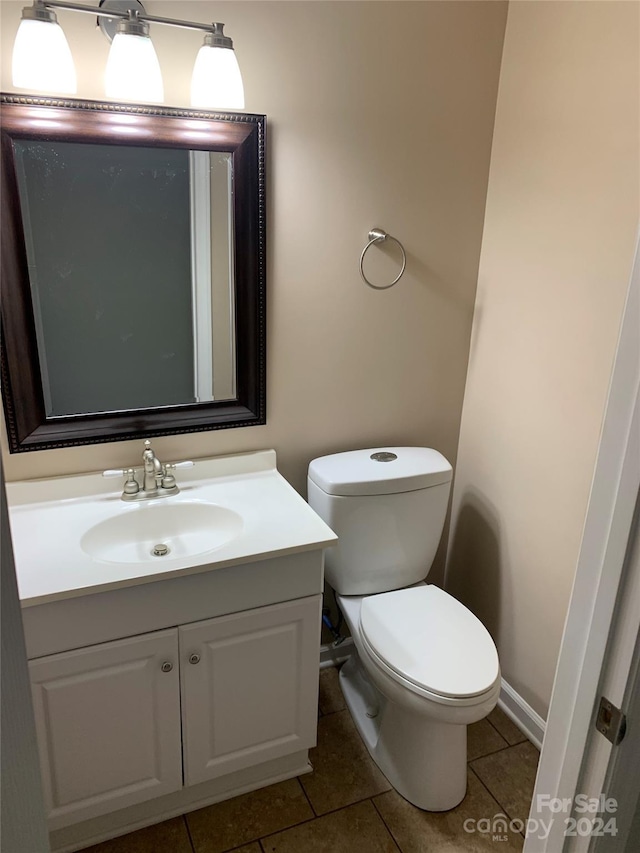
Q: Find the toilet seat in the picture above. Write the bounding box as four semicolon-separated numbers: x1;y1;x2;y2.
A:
359;585;500;701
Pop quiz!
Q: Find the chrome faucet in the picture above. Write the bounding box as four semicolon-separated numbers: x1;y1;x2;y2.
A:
103;440;194;501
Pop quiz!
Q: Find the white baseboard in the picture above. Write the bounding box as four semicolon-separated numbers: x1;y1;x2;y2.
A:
319;637;354;669
498;678;546;750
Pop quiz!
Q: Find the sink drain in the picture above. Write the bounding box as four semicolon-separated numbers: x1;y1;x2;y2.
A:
152;543;170;557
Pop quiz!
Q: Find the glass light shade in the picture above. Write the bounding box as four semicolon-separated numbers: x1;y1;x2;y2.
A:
105;32;164;103
12;18;77;94
191;45;244;110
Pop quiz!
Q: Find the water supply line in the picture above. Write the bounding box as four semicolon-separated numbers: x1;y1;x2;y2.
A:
322;609;345;647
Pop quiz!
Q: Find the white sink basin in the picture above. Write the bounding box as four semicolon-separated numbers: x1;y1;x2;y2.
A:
80;501;243;564
7;449;337;606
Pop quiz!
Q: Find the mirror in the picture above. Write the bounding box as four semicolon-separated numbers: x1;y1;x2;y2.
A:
0;95;265;453
14;141;236;414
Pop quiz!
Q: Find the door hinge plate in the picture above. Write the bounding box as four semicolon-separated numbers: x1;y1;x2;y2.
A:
596;696;627;745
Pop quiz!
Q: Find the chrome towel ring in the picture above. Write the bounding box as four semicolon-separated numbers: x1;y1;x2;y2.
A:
359;228;407;290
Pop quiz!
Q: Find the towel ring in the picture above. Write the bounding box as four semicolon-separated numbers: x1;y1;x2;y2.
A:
359;228;407;290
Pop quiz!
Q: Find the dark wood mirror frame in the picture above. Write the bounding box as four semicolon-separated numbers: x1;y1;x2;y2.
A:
0;94;266;453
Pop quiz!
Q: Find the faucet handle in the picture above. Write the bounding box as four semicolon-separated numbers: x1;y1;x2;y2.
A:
103;468;139;495
161;461;194;490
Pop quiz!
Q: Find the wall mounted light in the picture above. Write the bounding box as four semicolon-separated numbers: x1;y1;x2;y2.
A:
191;24;244;110
104;12;163;103
11;0;245;109
12;1;77;94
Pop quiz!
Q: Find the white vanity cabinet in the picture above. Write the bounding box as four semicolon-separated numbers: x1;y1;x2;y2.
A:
29;629;183;828
28;595;322;835
180;597;320;786
9;450;337;852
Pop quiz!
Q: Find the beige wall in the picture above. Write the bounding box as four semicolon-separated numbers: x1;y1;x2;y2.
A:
0;1;507;580
446;1;639;719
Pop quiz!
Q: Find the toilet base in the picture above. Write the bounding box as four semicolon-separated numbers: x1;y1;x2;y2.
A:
339;653;467;811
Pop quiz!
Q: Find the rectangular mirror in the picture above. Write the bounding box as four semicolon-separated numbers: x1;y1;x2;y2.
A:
1;95;265;453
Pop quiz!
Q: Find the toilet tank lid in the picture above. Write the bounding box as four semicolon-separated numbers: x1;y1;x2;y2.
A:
307;447;452;496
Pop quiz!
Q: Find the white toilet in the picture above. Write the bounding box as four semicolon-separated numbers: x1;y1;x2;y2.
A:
307;447;501;811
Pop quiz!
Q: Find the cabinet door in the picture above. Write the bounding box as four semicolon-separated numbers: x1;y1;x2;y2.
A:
29;629;182;829
180;595;321;786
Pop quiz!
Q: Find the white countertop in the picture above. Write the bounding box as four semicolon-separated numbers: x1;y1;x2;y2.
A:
6;449;337;607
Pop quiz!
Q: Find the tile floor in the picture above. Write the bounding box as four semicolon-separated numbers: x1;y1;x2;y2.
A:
81;666;540;853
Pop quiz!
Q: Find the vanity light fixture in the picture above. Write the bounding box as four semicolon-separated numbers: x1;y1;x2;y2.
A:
11;0;245;109
191;24;244;110
12;1;77;94
104;12;164;103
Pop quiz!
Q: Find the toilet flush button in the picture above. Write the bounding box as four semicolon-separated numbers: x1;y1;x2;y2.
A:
370;452;397;462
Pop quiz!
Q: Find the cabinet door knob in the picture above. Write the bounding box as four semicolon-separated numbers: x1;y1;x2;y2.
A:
161;661;173;673
189;653;201;665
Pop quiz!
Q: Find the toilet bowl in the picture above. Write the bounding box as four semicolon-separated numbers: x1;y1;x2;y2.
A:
338;585;500;810
307;447;501;811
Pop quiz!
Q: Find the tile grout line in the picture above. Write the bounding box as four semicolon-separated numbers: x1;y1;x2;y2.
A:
483;715;512;746
469;741;540;842
316;706;346;719
261;760;530;853
468;741;540;773
471;736;538;765
258;797;403;853
468;739;520;762
186;782;316;853
300;786;394;820
183;814;197;853
296;774;319;818
257;785;361;851
485;713;528;747
468;763;523;829
257;812;324;850
371;795;404;853
468;765;529;843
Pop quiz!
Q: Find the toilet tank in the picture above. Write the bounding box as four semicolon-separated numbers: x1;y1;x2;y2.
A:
307;448;452;595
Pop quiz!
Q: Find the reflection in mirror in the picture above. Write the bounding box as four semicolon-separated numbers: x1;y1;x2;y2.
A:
0;96;265;452
15;141;236;416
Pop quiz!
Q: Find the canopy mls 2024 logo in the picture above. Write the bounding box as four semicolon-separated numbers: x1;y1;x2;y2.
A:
463;794;618;842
